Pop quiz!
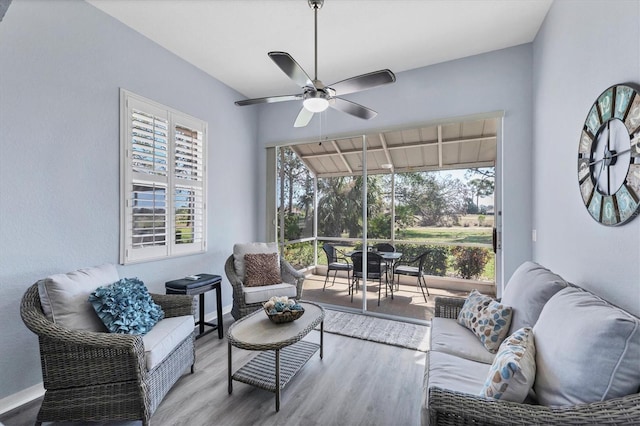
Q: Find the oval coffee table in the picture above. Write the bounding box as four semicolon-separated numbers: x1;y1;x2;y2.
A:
227;301;325;411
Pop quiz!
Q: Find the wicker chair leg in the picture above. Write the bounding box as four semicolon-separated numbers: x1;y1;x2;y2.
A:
323;269;330;290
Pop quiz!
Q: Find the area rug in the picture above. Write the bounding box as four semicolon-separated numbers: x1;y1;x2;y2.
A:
320;310;430;352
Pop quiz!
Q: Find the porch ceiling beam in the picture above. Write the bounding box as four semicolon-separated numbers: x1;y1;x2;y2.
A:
314;160;496;178
379;133;393;167
297;135;496;160
331;139;353;174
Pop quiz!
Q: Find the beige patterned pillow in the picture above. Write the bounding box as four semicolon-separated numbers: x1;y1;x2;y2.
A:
243;253;281;287
457;289;513;353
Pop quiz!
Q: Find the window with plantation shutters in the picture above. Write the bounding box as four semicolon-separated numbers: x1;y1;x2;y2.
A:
120;89;207;264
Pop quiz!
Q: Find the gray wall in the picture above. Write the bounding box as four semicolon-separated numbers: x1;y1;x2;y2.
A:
531;0;640;316
0;0;259;399
256;44;535;289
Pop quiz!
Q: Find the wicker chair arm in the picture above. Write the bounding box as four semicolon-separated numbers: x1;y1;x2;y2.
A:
151;293;196;318
280;256;306;300
428;386;640;425
21;285;147;389
434;296;466;319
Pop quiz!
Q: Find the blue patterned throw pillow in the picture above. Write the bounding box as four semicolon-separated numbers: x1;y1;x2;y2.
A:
89;277;164;335
480;327;536;401
457;289;513;353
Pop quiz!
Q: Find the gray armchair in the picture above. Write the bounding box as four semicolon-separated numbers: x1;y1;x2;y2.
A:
225;253;305;320
20;283;196;425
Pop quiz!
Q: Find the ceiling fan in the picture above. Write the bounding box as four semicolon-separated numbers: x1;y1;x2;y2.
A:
234;0;396;128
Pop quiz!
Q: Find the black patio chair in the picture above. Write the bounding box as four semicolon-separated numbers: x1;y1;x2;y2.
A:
373;242;395;253
393;250;430;302
350;251;391;305
373;242;396;282
322;243;353;291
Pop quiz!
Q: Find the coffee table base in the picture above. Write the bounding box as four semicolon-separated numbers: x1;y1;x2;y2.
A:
229;340;320;411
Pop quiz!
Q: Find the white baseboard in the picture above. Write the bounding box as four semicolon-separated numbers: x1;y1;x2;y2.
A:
0;306;232;416
205;303;232;324
0;382;44;416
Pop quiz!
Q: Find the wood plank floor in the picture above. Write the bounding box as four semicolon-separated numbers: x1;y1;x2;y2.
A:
1;313;426;426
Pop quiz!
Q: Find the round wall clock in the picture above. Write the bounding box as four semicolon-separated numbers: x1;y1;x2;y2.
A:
578;83;640;226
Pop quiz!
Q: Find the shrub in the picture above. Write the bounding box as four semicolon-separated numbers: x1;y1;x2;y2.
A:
395;244;449;277
283;241;314;269
450;246;491;279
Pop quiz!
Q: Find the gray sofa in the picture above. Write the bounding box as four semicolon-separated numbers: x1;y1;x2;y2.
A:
422;261;640;425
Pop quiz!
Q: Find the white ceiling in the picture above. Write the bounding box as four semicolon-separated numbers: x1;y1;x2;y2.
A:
87;0;553;100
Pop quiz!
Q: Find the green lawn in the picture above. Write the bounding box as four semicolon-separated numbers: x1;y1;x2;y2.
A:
398;226;493;245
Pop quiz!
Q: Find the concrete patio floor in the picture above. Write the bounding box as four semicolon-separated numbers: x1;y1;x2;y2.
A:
301;271;484;322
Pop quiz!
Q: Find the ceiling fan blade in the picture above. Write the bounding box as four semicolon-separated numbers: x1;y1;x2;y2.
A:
235;94;302;106
328;69;396;96
330;97;377;120
268;51;314;88
294;107;315;128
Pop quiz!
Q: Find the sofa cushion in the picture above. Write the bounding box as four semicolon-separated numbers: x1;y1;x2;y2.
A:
430;317;495;364
243;282;297;304
89;278;165;335
142;315;194;371
533;287;640;406
501;261;568;335
37;264;119;331
233;242;279;281
244;252;282;287
424;350;491;407
480;327;536;402
457;290;513;353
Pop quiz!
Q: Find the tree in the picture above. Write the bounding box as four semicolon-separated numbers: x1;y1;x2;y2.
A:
465;167;495;210
468;178;494;210
395;172;469;226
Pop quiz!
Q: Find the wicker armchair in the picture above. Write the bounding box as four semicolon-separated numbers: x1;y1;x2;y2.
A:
20;284;196;426
425;296;640;425
225;254;305;320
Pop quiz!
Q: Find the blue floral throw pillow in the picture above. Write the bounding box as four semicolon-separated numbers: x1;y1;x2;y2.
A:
457;289;513;353
89;278;164;335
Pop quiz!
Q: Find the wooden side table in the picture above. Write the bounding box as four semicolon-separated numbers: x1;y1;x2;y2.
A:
165;274;223;339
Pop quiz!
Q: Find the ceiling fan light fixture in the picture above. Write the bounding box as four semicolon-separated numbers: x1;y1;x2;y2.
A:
303;97;329;112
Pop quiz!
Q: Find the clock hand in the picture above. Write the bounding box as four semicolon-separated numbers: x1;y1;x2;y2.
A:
609;147;632;158
594;157;606;193
588;157;605;166
587;147;633;166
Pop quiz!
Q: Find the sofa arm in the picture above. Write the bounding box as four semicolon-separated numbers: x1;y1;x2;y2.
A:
434;296;466;319
427;386;640;426
152;293;196;318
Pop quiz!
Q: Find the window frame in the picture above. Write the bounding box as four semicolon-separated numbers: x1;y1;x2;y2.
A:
120;89;207;264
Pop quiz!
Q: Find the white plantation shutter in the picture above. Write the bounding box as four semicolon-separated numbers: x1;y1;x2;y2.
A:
121;90;207;264
172;121;205;254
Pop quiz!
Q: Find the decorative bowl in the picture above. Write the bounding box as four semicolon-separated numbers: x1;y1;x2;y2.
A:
264;306;305;323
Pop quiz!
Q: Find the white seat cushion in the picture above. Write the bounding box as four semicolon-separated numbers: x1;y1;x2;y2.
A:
430;317;495;364
37;264;119;331
243;282;297;304
426;350;491;400
142;315;194;371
